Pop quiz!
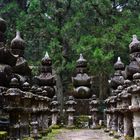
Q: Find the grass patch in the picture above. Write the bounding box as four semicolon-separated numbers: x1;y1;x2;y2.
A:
39;129;62;140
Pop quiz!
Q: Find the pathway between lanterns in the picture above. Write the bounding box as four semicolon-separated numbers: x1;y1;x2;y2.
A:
46;129;115;140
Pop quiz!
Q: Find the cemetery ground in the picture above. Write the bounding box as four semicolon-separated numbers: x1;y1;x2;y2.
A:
40;129;116;140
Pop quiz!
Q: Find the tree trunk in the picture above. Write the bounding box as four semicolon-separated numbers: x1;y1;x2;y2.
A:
56;73;64;113
99;73;109;100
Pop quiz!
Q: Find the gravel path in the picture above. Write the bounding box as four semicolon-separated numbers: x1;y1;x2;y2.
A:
55;129;114;140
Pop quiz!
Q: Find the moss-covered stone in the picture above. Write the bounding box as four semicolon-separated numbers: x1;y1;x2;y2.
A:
124;135;133;140
23;137;34;140
50;124;60;129
91;125;101;129
66;125;76;129
0;131;7;140
135;137;140;140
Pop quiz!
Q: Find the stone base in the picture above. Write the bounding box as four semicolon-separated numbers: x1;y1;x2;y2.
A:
66;125;76;129
74;99;91;115
114;133;121;139
104;128;110;133
90;125;101;129
134;127;140;140
109;131;114;136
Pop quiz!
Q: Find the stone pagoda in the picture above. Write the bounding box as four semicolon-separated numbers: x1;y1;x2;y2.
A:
126;35;140;139
72;54;92;116
0;18;17;88
11;31;31;84
35;52;56;98
72;54;92;99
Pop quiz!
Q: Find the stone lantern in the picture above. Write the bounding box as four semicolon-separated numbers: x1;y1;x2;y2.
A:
30;85;38;123
104;97;112;132
119;80;133;138
72;54;92;99
129;73;140;139
4;77;23;139
35;88;50;135
35;87;44;131
20;82;33;137
89;94;100;129
109;95;118;133
65;96;77;127
30;121;39;140
115;85;124;136
41;90;50;134
50;96;60;126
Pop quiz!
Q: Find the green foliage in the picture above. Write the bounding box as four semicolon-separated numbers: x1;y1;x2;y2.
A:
75;115;89;128
92;47;114;73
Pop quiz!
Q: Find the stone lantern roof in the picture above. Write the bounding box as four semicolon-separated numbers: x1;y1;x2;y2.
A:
5;77;22;97
76;54;87;67
0;18;6;33
10;77;20;88
11;31;25;52
124;79;131;86
36;87;42;95
65;96;77;105
109;96;117;104
114;57;125;70
50;96;59;106
120;80;131;98
133;72;140;80
89;95;99;105
30;85;37;94
119;89;131;99
22;82;30;91
117;85;124;93
104;96;112;105
129;35;140;53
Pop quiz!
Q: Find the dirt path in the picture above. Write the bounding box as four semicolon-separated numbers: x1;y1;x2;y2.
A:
55;129;114;140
